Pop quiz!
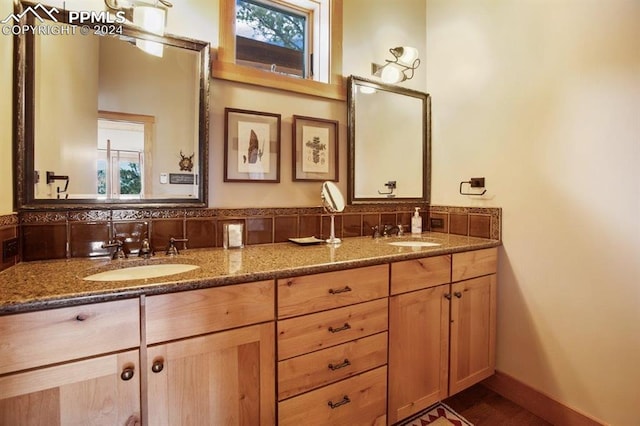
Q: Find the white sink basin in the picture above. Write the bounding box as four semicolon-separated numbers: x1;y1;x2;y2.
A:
387;241;441;248
84;264;199;281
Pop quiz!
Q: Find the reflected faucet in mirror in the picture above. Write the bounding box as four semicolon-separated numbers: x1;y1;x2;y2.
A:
321;181;345;245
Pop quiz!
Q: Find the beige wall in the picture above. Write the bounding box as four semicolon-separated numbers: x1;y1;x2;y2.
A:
0;0;12;214
427;1;640;425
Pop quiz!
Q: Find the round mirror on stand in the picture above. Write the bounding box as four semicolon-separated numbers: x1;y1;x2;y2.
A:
321;181;345;244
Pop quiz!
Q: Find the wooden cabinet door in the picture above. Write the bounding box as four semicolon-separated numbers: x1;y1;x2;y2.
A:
0;350;141;426
449;274;497;395
387;285;450;425
146;322;275;426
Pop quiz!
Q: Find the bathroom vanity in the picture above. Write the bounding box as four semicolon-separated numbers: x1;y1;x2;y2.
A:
0;234;499;425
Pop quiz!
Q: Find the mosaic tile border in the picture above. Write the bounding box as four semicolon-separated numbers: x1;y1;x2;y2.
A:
0;214;19;227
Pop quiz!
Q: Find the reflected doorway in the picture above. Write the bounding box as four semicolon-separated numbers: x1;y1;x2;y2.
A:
97;111;154;200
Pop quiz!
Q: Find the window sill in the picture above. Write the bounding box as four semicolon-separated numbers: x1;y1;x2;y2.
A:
212;59;346;101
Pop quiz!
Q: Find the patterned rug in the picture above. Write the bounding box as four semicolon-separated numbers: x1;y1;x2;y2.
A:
399;402;474;426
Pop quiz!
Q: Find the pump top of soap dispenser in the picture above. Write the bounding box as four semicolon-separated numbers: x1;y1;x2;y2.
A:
413;207;420;216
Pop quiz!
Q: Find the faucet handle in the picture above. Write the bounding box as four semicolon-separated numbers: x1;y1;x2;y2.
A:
371;226;380;239
397;225;404;236
166;237;188;256
102;239;127;260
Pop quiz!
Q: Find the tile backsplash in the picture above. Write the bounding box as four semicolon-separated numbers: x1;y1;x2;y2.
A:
0;204;501;265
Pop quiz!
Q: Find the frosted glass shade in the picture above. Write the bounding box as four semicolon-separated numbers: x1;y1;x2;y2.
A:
133;6;165;35
380;64;405;84
133;6;166;57
396;46;418;66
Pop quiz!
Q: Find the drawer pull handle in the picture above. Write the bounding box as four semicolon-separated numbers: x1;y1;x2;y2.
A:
328;323;351;333
75;313;88;321
454;292;463;298
328;286;352;295
120;367;135;381
151;360;164;373
328;395;351;409
328;359;351;371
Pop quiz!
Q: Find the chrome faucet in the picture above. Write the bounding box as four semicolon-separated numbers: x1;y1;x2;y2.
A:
371;226;381;239
102;239;127;260
166;237;188;256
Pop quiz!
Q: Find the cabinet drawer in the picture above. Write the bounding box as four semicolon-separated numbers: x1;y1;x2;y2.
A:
146;280;274;344
277;265;389;319
0;299;140;375
278;298;388;360
278;332;388;400
452;247;498;282
391;255;451;295
278;366;387;426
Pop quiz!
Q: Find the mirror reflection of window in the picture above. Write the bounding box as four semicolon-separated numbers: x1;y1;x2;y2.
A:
97;117;148;200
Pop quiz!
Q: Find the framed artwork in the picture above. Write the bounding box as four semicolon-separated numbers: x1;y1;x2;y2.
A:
292;115;339;182
224;108;281;182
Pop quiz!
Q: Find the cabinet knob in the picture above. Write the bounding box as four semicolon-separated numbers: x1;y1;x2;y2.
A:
151;360;164;373
120;367;135;381
328;395;351;409
454;292;462;298
444;293;452;300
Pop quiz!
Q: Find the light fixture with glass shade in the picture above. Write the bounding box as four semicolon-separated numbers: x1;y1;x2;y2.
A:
104;0;173;57
371;46;421;84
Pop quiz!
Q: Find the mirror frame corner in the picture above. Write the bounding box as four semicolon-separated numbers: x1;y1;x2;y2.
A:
346;75;431;206
13;0;211;210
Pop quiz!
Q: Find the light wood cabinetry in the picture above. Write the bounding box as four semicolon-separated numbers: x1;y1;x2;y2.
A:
144;280;276;426
277;266;389;426
388;247;498;425
449;273;497;395
0;299;141;425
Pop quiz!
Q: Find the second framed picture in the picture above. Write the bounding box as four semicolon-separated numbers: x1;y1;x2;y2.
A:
224;108;281;182
292;115;339;182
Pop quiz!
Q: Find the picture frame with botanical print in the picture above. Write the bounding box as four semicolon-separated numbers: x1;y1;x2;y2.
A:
224;108;281;182
292;115;339;182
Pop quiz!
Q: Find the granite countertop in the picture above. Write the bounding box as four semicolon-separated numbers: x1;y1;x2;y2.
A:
0;232;501;315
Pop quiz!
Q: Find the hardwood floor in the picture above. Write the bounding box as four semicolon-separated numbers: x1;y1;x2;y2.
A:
444;384;552;426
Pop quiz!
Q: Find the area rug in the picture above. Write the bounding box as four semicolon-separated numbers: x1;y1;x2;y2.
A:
399;402;474;426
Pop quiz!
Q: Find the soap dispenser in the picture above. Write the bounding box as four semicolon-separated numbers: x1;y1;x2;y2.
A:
411;207;422;235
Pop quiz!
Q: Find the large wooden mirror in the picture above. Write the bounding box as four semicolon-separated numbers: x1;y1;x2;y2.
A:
347;76;431;204
13;1;210;209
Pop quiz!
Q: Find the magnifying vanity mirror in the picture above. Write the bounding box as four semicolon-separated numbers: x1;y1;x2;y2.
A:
321;181;345;244
13;1;210;209
347;76;431;204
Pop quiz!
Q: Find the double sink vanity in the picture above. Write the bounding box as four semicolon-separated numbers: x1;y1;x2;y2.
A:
0;232;499;425
3;3;500;424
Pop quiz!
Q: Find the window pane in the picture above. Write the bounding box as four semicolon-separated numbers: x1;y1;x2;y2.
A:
97;159;107;195
236;0;307;77
119;161;141;196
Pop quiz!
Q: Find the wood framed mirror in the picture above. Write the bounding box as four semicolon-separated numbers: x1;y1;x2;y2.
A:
347;76;431;204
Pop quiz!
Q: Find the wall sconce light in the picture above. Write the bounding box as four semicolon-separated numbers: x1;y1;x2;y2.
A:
104;0;173;57
371;46;421;84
